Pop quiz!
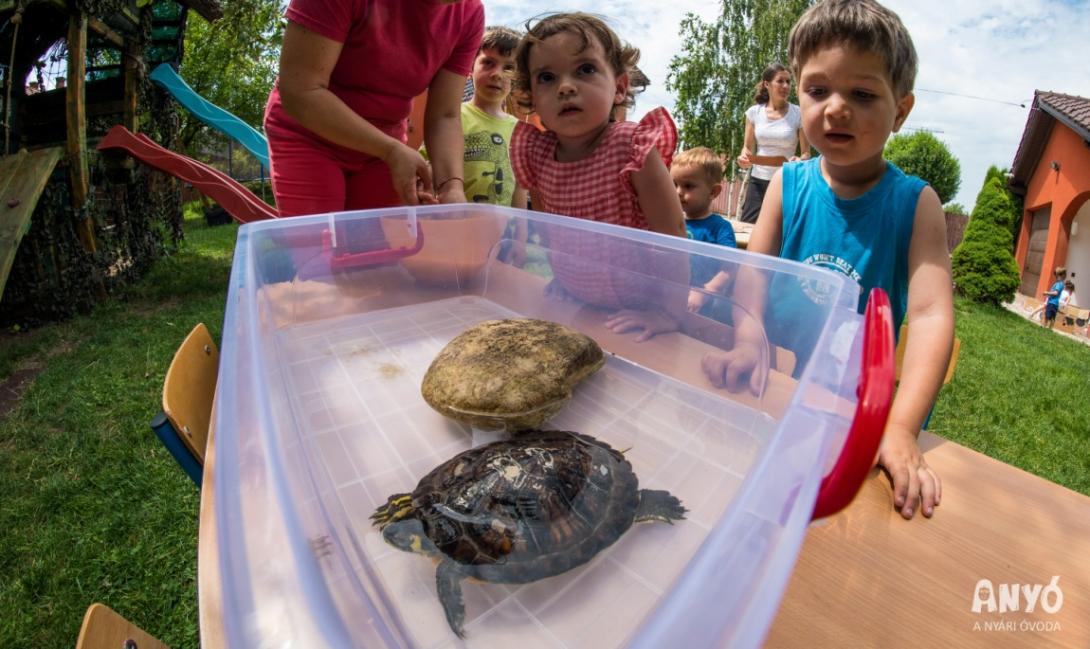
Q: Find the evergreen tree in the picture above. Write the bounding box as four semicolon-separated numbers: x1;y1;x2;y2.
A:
951;176;1022;304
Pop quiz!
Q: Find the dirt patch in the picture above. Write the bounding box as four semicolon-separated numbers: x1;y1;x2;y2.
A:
0;332;76;419
0;363;44;419
131;297;182;318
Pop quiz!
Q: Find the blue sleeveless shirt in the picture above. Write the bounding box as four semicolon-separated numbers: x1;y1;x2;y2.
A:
767;158;925;370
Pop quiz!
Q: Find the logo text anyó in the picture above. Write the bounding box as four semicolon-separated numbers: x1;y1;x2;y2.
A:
971;577;1063;614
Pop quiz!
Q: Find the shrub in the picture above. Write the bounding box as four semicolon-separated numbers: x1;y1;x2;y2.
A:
884;131;961;204
944;202;968;216
982;165;1024;242
951;176;1022;304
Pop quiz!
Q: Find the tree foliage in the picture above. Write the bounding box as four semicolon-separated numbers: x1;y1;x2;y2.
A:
981;164;1024;240
178;0;285;160
951;176;1021;304
667;0;814;173
944;202;968;216
883;131;961;204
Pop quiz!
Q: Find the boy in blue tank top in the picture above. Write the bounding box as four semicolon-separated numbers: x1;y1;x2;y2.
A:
701;0;954;520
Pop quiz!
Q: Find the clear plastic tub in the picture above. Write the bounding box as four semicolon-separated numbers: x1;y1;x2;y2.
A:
211;204;893;648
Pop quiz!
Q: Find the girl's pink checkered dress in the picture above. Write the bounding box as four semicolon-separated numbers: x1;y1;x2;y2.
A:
511;108;678;309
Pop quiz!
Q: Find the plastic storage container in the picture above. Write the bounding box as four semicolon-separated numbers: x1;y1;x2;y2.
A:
211;204;893;648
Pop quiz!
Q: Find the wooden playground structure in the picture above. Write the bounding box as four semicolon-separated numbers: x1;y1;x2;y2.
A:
0;0;223;324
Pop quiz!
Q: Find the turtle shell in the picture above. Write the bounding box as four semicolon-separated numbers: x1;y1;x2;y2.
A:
412;430;638;583
421;319;605;431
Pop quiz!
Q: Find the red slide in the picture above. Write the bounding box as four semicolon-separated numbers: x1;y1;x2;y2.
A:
97;125;278;224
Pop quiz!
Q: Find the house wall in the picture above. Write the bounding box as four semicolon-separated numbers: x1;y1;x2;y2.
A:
1067;201;1090;307
1015;123;1090;297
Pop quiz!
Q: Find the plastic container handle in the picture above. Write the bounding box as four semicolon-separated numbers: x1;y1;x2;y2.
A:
811;288;895;520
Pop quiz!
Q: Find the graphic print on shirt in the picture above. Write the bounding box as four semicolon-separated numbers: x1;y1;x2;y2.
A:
465;130;512;204
799;252;863;304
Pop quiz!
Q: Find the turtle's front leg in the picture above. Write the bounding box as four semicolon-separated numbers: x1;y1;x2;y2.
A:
436;559;467;637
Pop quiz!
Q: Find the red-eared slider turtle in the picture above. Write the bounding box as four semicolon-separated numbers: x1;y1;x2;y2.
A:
421;319;605;431
371;430;685;637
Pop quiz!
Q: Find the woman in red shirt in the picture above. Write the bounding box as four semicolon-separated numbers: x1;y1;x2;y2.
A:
265;0;484;217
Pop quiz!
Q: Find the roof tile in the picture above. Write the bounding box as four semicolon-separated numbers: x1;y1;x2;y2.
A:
1038;91;1090;133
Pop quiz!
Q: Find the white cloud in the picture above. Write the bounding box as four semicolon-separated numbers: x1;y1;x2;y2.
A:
484;0;1090;210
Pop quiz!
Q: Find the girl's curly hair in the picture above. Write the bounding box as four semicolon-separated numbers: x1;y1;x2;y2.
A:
512;13;640;112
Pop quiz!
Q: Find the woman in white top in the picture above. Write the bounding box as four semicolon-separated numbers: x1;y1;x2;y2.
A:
736;63;810;223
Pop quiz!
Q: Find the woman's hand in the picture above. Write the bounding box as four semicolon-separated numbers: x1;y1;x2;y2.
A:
436;178;467;204
381;141;434;206
736;152;752;169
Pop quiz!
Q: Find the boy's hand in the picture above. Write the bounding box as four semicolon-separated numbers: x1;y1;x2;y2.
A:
505;240;527;267
604;308;679;342
701;343;765;395
543;278;576;302
687;289;708;313
877;426;941;519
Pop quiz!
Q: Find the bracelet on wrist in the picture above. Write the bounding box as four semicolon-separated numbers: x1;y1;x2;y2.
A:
436;177;464;192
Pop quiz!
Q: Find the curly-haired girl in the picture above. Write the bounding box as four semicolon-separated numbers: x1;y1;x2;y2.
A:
509;13;687;340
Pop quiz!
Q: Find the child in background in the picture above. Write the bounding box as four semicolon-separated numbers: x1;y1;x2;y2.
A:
510;13;687;341
1060;280;1074;309
671;147;737;319
424;25;529;263
702;0;954;520
1043;267;1067;329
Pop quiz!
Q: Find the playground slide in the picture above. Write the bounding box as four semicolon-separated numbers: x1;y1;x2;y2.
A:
150;64;271;169
97;125;278;224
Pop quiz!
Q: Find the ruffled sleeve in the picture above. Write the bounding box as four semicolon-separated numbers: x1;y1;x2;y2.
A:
510;120;553;190
619;106;678;190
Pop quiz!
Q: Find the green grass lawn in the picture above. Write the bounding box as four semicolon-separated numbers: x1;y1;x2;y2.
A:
0;212;236;647
929;299;1090;494
1;212;1088;645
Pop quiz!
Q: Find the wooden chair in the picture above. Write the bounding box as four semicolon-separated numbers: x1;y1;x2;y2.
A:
894;324;960;385
149;323;219;487
75;603;169;649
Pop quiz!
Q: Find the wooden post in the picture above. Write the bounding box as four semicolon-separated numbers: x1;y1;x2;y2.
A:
66;13;94;253
123;44;139;133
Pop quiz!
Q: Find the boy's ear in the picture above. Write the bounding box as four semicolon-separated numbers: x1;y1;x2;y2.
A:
891;92;915;133
709;181;723;198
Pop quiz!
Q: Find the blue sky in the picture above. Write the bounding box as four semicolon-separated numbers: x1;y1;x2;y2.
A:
484;1;1090;210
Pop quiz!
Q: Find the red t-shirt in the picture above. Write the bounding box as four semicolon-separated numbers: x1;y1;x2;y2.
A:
266;0;484;149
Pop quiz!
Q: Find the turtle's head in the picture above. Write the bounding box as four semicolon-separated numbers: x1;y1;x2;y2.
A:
381;518;438;556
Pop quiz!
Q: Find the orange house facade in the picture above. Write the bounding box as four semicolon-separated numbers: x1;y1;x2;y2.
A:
1009;92;1090;307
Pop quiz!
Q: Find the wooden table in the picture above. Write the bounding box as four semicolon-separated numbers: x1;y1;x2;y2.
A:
765;431;1090;648
730;219;752;250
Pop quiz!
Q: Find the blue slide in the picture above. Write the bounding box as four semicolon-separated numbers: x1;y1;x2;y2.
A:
150;64;270;169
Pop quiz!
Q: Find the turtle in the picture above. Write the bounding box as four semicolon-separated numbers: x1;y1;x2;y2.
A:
421;319;605;431
371;429;686;637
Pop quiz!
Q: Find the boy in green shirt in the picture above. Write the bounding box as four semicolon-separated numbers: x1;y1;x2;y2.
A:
425;26;528;261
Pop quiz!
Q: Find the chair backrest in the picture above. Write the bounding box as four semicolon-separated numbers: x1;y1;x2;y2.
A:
894;324;960;385
162;323;219;463
76;603;170;649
